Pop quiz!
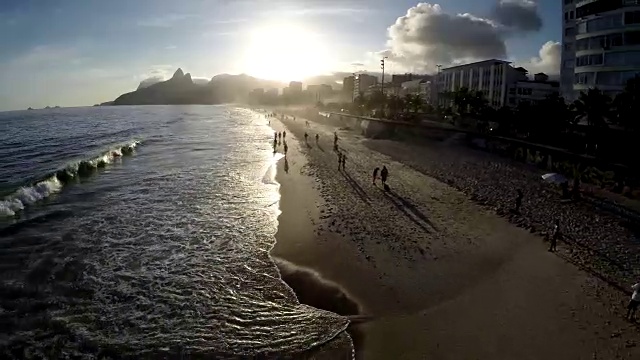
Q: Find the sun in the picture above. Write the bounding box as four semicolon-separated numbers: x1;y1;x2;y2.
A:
241;23;332;82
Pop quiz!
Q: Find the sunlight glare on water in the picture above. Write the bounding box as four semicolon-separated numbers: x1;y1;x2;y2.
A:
0;106;349;358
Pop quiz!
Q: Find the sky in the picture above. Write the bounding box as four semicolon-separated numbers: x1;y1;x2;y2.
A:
0;0;561;111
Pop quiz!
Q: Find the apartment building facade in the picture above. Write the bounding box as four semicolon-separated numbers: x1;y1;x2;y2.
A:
561;0;640;100
437;59;523;108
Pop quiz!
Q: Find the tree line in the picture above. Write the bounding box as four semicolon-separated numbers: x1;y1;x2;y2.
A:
318;76;640;167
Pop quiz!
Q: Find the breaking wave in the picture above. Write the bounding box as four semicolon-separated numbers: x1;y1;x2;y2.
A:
0;140;140;217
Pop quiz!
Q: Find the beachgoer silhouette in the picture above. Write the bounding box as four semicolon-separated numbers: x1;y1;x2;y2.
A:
315;134;319;143
549;219;560;252
380;166;388;186
627;282;640;321
341;154;346;170
284;142;288;155
373;167;380;185
278;132;282;140
283;131;286;139
304;132;308;142
337;153;342;170
334;131;338;146
515;189;523;213
284;157;290;174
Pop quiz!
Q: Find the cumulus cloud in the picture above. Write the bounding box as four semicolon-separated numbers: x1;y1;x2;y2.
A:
380;2;544;73
383;3;506;71
492;0;542;32
516;41;561;75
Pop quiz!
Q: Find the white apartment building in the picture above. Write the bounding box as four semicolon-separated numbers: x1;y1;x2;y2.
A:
561;0;640;100
507;73;561;106
437;59;526;108
353;74;378;99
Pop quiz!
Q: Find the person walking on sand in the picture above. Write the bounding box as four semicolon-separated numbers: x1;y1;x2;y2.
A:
626;282;640;321
341;153;346;170
514;189;523;214
283;141;288;155
283;130;286;139
380;166;389;186
372;167;380;185
548;219;560;252
337;152;342;170
334;131;339;146
315;134;319;144
304;132;308;143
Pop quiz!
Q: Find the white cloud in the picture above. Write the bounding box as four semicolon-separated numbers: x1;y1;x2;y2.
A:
516;41;561;75
374;2;545;73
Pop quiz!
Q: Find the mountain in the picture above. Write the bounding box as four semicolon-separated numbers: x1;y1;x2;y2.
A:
113;68;284;106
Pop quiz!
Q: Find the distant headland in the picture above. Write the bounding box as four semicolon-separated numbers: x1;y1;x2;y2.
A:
112;68;283;106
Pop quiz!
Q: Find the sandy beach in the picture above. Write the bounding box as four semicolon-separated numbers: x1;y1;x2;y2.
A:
266;110;640;359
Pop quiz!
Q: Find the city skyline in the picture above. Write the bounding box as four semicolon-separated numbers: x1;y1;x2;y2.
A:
0;0;561;111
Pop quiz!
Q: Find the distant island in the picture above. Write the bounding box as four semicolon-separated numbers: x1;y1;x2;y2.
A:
112;68;283;106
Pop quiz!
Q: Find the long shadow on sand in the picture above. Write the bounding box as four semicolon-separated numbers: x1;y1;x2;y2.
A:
341;171;371;205
316;142;325;152
382;188;437;233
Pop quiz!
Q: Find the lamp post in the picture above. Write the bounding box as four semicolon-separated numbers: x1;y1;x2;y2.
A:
380;56;388;96
436;64;442;106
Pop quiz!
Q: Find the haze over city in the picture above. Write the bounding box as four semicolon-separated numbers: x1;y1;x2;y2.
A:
0;0;560;111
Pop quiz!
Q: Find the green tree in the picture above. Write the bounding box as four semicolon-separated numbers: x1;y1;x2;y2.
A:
403;94;425;113
572;88;611;128
612;75;640;132
572;88;611;153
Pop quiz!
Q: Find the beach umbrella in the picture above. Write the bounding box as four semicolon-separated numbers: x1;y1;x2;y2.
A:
542;173;567;184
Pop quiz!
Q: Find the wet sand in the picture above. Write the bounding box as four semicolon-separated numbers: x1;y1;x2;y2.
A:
266;112;640;359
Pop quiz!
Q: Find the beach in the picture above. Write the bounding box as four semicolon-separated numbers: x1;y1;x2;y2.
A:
268;110;640;359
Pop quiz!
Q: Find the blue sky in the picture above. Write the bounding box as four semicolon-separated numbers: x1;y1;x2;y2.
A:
0;0;560;111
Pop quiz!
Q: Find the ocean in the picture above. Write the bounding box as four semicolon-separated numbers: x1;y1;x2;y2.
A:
0;106;349;358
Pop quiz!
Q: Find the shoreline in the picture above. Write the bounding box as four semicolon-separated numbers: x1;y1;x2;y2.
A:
262;108;640;359
267;116;360;358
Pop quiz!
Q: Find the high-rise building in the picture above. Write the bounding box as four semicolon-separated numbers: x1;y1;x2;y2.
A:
354;74;378;99
289;81;303;93
342;76;355;98
561;0;640;101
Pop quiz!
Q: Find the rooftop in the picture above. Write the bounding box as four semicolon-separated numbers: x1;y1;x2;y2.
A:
441;59;511;71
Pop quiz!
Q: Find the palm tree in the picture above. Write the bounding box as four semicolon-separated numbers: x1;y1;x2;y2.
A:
386;95;405;117
612;75;640;132
403;94;424;113
572;88;611;154
572;88;610;128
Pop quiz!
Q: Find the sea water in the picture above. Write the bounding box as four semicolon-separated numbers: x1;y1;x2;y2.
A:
0;106;349;358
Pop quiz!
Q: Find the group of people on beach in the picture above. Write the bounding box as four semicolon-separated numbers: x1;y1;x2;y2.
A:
273;131;288;155
372;166;389;189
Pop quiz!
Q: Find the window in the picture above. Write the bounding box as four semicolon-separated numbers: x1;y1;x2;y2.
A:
563;59;575;68
509;88;516;95
596;71;621;85
564;0;573;5
576;38;589;50
565;27;575;36
625;31;640;45
577;0;623;19
570;11;575;20
625;11;640;25
575;72;595;85
577;22;587;34
576;54;603;67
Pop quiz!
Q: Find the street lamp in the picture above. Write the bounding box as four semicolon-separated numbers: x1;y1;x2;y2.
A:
381;56;388;96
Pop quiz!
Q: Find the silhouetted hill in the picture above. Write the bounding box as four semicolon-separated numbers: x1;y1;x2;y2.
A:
113;69;284;106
